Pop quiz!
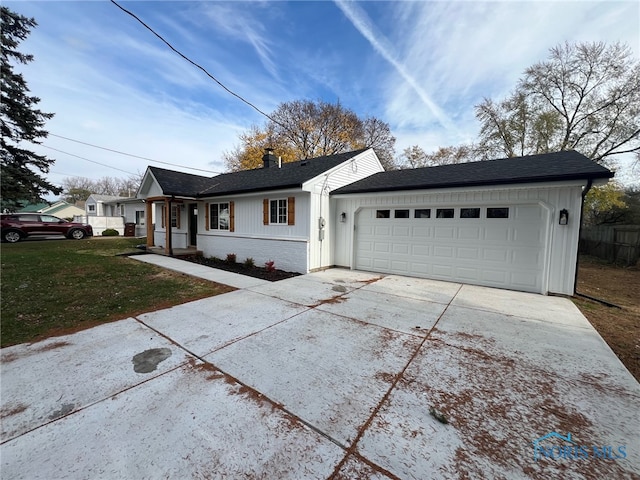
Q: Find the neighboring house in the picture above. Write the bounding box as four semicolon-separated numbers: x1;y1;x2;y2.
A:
85;194;129;217
18;201;84;219
40;201;85;219
137;148;613;295
82;194;148;236
16;202;49;213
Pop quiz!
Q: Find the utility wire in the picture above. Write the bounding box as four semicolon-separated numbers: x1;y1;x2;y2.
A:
49;133;220;174
41;145;138;175
110;0;283;129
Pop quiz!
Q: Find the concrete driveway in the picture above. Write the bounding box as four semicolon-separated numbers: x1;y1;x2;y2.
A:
2;265;639;479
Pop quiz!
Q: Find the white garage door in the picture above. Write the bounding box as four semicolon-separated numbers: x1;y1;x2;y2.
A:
355;205;548;293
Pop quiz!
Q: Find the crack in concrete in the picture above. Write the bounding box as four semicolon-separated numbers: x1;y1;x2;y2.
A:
327;283;465;479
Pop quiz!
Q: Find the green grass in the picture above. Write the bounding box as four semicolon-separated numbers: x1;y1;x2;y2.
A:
1;237;233;347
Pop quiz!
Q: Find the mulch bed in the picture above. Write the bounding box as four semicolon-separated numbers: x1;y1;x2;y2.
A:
179;255;300;282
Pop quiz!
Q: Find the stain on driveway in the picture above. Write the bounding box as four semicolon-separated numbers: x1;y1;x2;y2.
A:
132;348;172;373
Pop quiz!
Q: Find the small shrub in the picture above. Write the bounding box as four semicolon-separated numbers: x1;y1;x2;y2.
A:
243;257;255;268
101;228;120;236
226;253;237;264
264;260;276;272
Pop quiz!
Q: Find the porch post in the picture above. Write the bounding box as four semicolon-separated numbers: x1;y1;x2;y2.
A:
145;200;153;247
165;198;173;256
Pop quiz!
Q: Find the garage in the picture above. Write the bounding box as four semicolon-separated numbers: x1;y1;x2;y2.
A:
331;150;614;295
354;204;548;293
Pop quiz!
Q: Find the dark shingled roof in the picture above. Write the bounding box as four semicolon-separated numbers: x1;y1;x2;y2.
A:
199;149;368;196
148;167;215;198
150;149;368;198
332;150;613;195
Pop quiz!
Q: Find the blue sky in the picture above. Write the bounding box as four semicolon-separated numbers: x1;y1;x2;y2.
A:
7;1;640;194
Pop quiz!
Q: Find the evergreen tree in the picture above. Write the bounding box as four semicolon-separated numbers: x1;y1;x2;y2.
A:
1;6;61;211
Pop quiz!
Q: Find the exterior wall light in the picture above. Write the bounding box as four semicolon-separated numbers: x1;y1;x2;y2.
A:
559;209;569;225
340;212;347;223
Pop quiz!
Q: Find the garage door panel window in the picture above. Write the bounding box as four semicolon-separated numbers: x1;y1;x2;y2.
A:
460;208;480;218
436;208;455;218
394;209;410;218
376;210;390;218
414;209;431;218
487;207;509;219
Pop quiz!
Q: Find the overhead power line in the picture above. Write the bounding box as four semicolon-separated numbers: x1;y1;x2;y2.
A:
110;0;283;129
42;145;138;175
49;133;220;174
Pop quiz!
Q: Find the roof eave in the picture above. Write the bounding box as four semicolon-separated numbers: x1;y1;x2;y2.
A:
331;172;614;195
197;183;303;198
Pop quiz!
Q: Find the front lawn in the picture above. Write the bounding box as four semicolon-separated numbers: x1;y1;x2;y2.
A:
1;237;234;347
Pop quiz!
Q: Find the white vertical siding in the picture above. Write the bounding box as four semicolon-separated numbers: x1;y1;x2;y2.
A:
304;148;385;270
197;192;310;272
198;192;309;238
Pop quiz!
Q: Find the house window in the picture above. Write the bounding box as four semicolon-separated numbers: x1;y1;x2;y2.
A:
436;208;455;218
210;203;230;230
460;208;480;219
270;199;287;224
394;209;410;218
487;207;510;219
170;206;179;227
414;209;431;218
263;197;294;226
135;211;145;225
87;204;95;213
376;210;390;218
161;205;180;228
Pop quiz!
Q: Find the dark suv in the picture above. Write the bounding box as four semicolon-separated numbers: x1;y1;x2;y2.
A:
1;213;93;243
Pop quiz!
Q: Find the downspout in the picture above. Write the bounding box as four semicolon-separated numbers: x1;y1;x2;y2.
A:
573;178;593;295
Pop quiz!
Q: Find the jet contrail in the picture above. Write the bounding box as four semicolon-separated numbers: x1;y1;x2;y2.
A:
334;0;457;132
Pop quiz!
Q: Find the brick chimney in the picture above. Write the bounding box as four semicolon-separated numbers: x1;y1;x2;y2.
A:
262;148;278;168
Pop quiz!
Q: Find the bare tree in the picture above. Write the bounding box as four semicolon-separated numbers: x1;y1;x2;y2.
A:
477;42;640;165
61;174;142;202
399;144;479;169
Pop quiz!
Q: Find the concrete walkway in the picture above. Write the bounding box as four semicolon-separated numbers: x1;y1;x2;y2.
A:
133;254;270;289
1;257;639;479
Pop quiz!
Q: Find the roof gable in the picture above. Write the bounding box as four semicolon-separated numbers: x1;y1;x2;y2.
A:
145;167;214;198
332;150;613;195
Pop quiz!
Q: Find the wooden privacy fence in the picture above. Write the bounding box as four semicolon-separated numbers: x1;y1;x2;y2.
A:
580;225;640;266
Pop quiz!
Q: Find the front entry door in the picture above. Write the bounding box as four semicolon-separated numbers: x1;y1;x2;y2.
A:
189;204;198;246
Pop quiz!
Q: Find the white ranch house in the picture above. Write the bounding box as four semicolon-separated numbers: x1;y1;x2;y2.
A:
137;148;612;295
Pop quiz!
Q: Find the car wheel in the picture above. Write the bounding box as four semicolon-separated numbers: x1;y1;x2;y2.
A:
69;229;86;240
4;231;22;243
